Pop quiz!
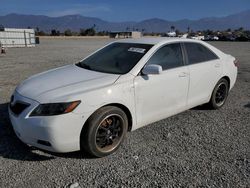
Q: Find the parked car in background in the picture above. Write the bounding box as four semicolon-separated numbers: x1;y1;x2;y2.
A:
9;38;238;157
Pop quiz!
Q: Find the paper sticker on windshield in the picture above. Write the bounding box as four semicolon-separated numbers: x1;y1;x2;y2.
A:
128;47;146;54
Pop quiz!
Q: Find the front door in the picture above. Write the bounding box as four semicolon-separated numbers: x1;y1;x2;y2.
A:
134;43;189;128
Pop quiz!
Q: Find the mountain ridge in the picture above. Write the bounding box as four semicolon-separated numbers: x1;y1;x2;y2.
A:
0;9;250;32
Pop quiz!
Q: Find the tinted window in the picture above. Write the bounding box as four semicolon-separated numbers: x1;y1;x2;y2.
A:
184;43;218;64
77;43;153;74
147;43;184;70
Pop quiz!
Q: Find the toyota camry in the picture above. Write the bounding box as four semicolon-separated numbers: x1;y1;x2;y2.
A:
9;38;238;157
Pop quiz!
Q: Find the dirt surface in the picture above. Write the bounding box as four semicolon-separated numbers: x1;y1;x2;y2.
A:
0;39;249;188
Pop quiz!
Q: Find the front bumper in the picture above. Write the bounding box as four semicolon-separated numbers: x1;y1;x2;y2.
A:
8;91;86;153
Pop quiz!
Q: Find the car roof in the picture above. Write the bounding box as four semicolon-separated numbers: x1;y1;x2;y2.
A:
116;37;203;45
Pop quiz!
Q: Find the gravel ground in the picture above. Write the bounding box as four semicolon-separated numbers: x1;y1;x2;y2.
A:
0;39;249;188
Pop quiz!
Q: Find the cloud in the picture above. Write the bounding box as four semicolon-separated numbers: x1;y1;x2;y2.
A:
48;4;111;17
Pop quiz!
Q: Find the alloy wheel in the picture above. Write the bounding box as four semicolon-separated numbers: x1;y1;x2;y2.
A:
95;114;124;153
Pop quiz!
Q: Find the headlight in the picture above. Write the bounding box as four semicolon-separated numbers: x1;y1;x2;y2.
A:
30;101;81;116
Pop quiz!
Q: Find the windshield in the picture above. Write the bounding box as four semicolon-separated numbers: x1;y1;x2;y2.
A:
77;42;153;74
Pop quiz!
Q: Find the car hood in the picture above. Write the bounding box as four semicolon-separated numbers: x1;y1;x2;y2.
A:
16;64;120;102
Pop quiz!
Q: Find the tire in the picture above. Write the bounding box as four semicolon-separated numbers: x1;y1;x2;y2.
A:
208;78;229;109
81;106;128;157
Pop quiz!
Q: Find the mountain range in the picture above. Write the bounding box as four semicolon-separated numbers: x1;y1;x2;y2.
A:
0;10;250;33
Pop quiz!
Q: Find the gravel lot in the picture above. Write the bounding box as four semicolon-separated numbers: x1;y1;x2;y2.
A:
0;38;249;188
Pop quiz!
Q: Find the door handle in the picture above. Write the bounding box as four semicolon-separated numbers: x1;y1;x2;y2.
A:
179;72;189;77
215;63;221;68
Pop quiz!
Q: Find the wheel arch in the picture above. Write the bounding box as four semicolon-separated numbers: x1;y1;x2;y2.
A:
221;75;230;89
81;103;133;135
103;103;133;132
208;75;231;102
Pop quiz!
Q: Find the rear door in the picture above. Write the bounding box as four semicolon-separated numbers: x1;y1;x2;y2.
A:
183;42;223;108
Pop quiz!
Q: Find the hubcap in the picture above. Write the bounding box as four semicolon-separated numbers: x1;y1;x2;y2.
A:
215;83;227;106
95;114;123;153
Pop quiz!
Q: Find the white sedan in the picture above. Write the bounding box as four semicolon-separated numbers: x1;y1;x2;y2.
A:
9;38;238;157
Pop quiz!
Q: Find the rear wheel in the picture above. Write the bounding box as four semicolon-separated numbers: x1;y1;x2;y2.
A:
208;78;229;109
81;106;128;157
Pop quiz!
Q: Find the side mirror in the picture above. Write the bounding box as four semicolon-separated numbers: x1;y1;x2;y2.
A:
142;64;162;75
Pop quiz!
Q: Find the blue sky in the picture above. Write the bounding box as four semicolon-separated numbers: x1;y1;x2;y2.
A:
1;0;250;21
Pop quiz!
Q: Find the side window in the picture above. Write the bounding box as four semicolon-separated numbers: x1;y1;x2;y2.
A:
147;43;184;70
184;43;218;65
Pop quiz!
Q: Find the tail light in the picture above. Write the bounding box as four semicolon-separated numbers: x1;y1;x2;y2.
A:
234;59;239;67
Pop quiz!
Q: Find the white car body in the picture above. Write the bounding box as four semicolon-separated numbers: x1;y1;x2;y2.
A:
167;31;177;37
9;38;237;153
191;35;205;40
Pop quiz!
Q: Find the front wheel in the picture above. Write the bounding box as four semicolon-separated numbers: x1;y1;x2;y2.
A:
81;106;128;157
208;78;229;109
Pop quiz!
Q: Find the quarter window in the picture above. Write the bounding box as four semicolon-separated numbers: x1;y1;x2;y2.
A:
184;43;218;64
147;43;184;70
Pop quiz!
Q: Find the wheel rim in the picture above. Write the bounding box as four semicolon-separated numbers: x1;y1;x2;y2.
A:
95;114;124;153
215;82;227;106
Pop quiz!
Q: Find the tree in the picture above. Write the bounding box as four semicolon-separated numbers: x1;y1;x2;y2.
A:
36;29;46;36
238;27;244;32
175;29;181;36
85;28;96;36
35;27;46;36
243;30;250;39
97;31;108;36
171;25;175;32
64;29;72;36
79;27;96;36
203;29;214;36
79;28;86;36
51;29;60;36
0;24;4;31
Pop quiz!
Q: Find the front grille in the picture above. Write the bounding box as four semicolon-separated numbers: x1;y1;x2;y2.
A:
10;101;30;116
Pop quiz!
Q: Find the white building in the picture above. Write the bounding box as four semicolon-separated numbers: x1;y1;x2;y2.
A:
110;31;142;39
0;28;36;47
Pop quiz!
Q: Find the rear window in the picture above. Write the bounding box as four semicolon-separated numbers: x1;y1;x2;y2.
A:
184;43;218;64
78;43;153;74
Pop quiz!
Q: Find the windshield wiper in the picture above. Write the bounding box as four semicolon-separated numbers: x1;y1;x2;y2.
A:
76;62;92;70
